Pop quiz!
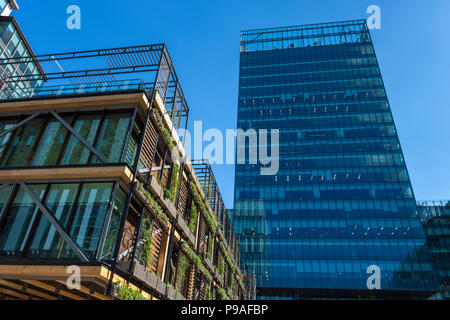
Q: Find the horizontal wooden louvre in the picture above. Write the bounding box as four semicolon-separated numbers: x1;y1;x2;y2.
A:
160;161;171;189
140;118;159;170
148;222;163;274
177;177;189;218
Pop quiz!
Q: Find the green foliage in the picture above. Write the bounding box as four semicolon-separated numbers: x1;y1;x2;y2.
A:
217;287;230;300
189;181;217;233
205;283;215;300
137;182;170;226
220;242;236;274
181;242;213;283
138;217;153;267
176;252;190;292
114;282;147;300
152;108;175;150
236;274;245;291
219;254;226;277
163;163;180;202
230;276;237;295
207;232;214;261
163;188;174;201
188;201;198;233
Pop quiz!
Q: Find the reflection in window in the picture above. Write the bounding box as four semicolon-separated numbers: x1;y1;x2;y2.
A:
94;113;131;163
100;187;127;260
62;182;113;258
1;118;45;167
0;20;14;46
31;118;70;166
27;183;79;258
61;114;101;165
0;184;46;256
0;119;16;156
0;184;12;214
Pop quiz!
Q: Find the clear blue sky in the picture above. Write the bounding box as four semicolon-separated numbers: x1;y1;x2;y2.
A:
14;0;450;207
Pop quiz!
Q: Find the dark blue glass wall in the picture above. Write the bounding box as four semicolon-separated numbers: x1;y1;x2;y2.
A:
418;201;450;299
233;20;439;299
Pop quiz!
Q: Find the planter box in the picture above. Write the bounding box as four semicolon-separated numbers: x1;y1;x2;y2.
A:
166;286;177;300
117;261;160;293
164;198;177;220
178;216;196;245
145;270;159;289
149;175;163;198
133;261;147;280
175;291;186;300
156;278;166;295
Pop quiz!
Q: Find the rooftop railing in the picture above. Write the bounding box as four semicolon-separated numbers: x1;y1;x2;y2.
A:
0;43;189;131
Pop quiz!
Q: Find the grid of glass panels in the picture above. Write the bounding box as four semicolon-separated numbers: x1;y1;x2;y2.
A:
0;107;139;168
0;18;44;99
0;1;9;14
233;20;439;298
0;182;127;260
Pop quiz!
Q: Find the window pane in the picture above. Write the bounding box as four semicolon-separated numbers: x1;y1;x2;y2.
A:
27;183;79;258
0;184;13;213
1;118;45;167
31;118;70;166
6;33;20;56
0;118;16;158
93;112;131;163
0;21;14;46
100;187;127;260
0;184;46;257
60;114;101;165
62;182;113;258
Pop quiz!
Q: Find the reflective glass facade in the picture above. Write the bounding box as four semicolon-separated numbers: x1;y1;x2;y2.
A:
0;16;44;99
233;20;439;299
418;201;450;299
0;181;126;259
0;108;137;168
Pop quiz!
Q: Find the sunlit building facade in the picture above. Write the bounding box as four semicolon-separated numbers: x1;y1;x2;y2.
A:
233;20;440;299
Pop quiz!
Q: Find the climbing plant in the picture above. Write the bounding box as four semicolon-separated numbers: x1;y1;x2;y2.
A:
163;163;180;202
137;182;170;226
189;181;217;233
152;108;175;150
138;217;153;267
181;242;213;283
114;282;147;300
188;201;198;233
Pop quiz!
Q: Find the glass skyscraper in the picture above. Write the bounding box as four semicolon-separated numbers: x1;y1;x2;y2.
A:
232;20;440;299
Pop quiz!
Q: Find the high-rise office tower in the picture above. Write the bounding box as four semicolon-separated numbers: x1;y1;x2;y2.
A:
233;20;439;299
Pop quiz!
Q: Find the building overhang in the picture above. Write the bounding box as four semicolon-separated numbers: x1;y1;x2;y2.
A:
0;263;152;300
0;91;151;117
0;165;135;186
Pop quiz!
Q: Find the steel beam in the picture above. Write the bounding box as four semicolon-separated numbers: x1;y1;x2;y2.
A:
50;110;108;163
0;112;41;138
20;182;89;262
